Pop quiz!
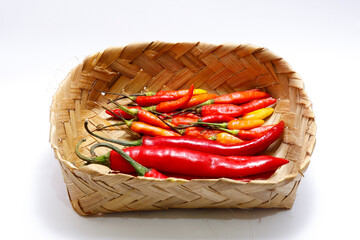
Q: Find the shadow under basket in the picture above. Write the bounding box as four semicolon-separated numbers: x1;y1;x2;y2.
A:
49;42;316;216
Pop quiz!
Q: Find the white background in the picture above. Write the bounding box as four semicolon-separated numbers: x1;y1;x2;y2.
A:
1;0;359;239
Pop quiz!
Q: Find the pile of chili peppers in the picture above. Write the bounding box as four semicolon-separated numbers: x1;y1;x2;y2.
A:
76;85;288;182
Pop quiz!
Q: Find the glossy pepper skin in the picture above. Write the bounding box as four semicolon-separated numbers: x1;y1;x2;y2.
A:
182;93;218;109
213;89;270;104
129;121;181;137
108;146;288;178
146;84;194;113
199;98;277;117
116;105;176;130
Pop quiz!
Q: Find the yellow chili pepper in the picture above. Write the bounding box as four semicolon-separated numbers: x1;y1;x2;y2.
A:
227;119;265;130
242;107;274;120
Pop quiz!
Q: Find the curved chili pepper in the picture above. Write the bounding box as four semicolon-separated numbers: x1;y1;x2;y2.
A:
76;139;167;179
86;120;285;156
242;107;274;120
87;145;288;178
145;84;194;113
199;97;277;117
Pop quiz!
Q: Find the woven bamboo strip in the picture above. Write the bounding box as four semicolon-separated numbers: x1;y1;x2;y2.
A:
50;42;316;215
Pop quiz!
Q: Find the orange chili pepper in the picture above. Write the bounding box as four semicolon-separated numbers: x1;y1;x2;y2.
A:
182;93;218;109
212;132;244;144
130;121;181;137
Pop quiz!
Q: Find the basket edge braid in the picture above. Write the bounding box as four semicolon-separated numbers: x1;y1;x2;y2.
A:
49;41;316;215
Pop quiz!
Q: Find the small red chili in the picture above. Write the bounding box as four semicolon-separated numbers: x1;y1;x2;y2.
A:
145;84;194;113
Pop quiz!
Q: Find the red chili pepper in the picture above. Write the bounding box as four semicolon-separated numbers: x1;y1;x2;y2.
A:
105;106;142;119
131;95;180;107
94;145;288;178
213;89;270;104
104;107;182;136
145;84;194;113
75;139;167;179
249;124;276;135
115;105;176;130
200;115;236;123
199;97;277;117
86;120;285;156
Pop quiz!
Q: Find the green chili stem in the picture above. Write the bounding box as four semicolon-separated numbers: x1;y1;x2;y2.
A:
84;120;142;146
95;122;125;131
75;138;110;167
91;142;150;176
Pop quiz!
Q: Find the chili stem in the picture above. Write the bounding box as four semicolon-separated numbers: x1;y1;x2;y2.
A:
75;138;110;167
84;120;142;146
91;142;150;176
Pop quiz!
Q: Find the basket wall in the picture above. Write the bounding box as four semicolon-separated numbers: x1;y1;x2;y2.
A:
50;42;316;215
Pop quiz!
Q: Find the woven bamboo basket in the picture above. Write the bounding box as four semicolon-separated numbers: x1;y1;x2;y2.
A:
50;42;316;215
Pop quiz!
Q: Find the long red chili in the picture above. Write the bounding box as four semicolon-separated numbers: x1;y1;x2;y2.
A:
85;120;284;156
75;139;167;179
89;145;288;178
199;97;277;117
